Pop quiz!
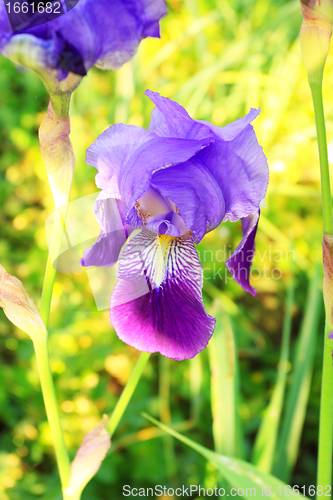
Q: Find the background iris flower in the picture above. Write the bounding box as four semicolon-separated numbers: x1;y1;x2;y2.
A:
0;0;167;214
82;90;269;360
0;0;168;80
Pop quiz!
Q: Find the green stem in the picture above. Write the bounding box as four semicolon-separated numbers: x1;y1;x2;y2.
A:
310;82;333;236
159;356;177;483
317;320;333;493
34;338;71;490
39;90;71;328
40;208;67;327
108;352;151;435
37;212;71;495
39;257;57;328
310;83;333;496
63;489;81;500
37;93;73;498
50;92;71;118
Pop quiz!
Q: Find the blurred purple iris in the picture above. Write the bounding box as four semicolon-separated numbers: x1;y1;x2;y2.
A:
82;90;269;360
0;0;167;78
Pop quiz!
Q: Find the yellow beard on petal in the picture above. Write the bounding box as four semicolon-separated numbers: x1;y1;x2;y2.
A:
153;234;177;287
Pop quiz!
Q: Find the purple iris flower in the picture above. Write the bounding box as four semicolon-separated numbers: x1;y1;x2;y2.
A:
82;90;269;360
0;0;167;78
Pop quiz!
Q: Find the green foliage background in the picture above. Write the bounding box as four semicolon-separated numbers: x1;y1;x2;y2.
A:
0;0;330;498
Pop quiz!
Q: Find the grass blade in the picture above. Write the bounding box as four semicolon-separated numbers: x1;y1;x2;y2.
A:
208;301;244;458
273;265;322;482
159;356;178;484
142;413;309;500
189;352;203;422
252;271;295;472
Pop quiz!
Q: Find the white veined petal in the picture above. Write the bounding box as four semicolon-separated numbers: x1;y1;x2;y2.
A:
115;228;203;305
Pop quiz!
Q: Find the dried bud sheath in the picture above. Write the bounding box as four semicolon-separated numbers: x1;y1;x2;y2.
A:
323;234;333;327
39;100;75;209
64;415;111;498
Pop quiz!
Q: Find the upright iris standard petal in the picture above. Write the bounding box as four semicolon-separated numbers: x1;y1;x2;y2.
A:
198;108;261;141
86;122;215;224
87;125;156;194
196;119;268;223
146;211;188;237
147;89;212;141
0;0;167;77
110;229;216;360
145;90;268;225
151;159;224;243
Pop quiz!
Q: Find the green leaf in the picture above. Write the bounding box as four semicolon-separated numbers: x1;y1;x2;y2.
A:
208;301;244;458
189;352;203;421
142;414;309;500
273;266;322;482
252;270;295;472
159;356;177;482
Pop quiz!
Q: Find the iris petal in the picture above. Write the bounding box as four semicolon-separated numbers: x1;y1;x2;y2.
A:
146;89;213;141
146;90;268;228
226;212;259;296
146;211;188;237
151;158;224;243
81;229;126;268
86;124;155;193
81;195;130;268
198;108;260;141
197;123;268;222
86;123;214;226
110;229;216;360
0;0;167;74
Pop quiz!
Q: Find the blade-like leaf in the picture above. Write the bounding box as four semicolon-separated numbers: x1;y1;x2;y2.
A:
208;300;244;458
252;271;295;472
159;356;177;482
273;266;322;482
142;413;309;500
189;352;203;421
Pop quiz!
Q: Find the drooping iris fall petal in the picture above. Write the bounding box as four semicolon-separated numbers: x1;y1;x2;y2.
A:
81;196;129;268
226;212;260;296
111;229;216;360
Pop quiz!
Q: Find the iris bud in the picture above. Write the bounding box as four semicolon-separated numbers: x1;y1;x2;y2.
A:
0;265;47;342
300;0;333;84
39;100;75;208
64;415;111;499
